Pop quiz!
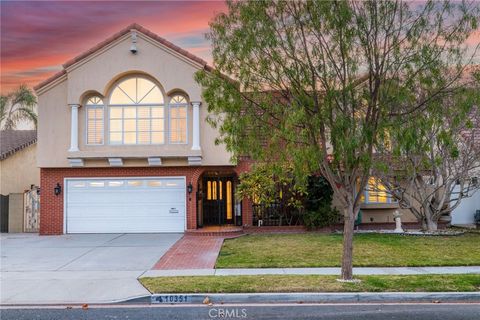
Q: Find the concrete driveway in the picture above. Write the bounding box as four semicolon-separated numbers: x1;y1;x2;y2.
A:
0;233;182;304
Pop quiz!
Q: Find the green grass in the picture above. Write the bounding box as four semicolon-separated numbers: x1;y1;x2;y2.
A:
140;274;480;293
216;233;480;268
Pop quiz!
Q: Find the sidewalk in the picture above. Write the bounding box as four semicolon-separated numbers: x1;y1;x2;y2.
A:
142;266;480;277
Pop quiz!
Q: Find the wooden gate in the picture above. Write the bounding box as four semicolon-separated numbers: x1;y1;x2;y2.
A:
24;187;40;232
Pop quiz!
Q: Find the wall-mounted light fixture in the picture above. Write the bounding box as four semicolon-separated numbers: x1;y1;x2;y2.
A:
187;182;193;194
54;183;62;196
130;30;138;54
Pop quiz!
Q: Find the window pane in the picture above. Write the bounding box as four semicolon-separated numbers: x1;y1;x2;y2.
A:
227;181;232;219
152;119;164;131
141;86;164;104
127;180;143;187
151;132;164;144
137;78;155;103
95;108;103;119
90;181;105;187
124;107;136;119
109;107;122;118
151;107;164;118
110;132;122;144
138;131;150;144
171;120;178;131
110;119;122;131
147;180;162;187
138;119;150;131
110;87;134;104
87;108;96;119
366;177;389;203
138;107;150;118
124;132;136;144
109;77;164;105
108;181;124;187
87;107;104;145
171;95;187;104
177;106;187;118
170;131;178;142
71;181;86;188
118;78;137;102
124;119;136;131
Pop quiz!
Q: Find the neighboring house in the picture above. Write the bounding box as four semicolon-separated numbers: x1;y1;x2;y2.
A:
451;189;480;226
34;24;418;235
452;110;480;227
0;130;40;232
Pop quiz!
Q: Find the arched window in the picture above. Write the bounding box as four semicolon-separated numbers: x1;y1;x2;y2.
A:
86;96;104;145
169;94;188;144
108;77;165;144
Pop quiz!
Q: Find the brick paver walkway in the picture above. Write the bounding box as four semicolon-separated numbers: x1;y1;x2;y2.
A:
152;236;224;269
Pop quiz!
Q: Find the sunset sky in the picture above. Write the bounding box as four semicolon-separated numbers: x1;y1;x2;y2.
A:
1;1;479;95
0;0;226;94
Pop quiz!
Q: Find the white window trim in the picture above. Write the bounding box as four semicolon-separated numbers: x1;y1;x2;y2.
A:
85;102;105;146
168;102;189;145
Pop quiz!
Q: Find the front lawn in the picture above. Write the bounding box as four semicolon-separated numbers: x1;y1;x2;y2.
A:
140;274;480;293
216;233;480;268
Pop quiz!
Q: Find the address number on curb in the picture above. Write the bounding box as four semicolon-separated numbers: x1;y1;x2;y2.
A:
151;294;190;304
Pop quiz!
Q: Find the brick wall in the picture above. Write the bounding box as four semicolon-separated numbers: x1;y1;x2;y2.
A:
40;160;252;235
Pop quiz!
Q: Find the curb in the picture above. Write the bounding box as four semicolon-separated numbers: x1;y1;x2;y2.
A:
120;292;480;305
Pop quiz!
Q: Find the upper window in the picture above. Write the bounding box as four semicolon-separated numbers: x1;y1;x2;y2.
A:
86;96;104;145
108;77;165;145
169;95;188;144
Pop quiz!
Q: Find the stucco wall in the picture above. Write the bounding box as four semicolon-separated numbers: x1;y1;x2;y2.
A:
0;144;40;195
451;190;480;225
37;32;232;168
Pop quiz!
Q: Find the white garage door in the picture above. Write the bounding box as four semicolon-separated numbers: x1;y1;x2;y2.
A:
65;177;186;233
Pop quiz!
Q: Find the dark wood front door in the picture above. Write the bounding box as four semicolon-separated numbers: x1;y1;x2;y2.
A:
203;176;234;225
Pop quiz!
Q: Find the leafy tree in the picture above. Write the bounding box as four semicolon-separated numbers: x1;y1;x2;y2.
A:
375;83;480;231
0;85;37;130
196;0;479;279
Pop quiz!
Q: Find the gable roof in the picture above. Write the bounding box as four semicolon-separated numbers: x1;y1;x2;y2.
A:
0;130;37;160
34;23;216;91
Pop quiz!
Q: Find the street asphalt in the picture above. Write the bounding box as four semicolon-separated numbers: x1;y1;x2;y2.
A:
1;303;479;320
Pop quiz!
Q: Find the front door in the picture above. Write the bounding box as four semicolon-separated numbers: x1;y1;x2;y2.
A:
203;176;234;225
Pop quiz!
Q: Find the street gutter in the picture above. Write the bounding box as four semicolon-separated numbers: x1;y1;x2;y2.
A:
121;292;480;305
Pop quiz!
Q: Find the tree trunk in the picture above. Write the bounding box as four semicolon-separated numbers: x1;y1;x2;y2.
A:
425;215;438;231
341;205;355;280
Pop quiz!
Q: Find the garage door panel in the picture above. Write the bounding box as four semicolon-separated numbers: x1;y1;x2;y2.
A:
66;177;186;233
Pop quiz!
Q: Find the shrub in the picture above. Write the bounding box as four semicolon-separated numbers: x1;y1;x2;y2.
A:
302;176;340;228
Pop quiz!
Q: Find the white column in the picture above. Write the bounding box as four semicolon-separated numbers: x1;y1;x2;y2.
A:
191;101;201;151
68;104;80;152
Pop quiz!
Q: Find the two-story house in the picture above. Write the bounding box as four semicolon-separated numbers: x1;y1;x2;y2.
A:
35;24;253;235
36;24;426;235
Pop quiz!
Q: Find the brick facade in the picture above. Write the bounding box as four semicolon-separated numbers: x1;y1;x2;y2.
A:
39;160;252;235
